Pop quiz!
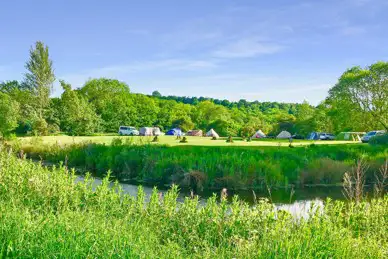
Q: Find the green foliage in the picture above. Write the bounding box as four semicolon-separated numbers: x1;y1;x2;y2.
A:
0;93;19;138
172;117;194;132
369;133;388;146
24;41;55;117
31;117;48;136
0;149;387;258
80;78;135;132
60;80;101;135
17;142;387;190
328;61;388;131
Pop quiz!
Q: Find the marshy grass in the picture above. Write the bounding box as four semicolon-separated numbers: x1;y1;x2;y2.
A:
0;148;387;258
14;140;388;190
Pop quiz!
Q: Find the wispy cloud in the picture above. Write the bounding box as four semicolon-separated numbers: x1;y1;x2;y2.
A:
57;58;219;90
213;38;284;58
91;59;218;74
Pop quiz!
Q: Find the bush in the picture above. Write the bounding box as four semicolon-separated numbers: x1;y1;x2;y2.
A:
369;133;388;145
226;136;234;143
301;158;351;185
32;117;48;136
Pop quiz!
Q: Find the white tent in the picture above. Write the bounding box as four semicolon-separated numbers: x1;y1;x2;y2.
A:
276;130;292;139
206;129;220;138
252;130;266;138
139;127;161;136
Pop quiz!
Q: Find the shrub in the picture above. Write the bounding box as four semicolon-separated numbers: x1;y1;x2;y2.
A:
32;117;48;136
111;137;123;146
226;136;234;143
369;133;388;145
301;158;351;185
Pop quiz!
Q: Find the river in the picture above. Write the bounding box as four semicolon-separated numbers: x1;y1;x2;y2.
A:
75;175;338;218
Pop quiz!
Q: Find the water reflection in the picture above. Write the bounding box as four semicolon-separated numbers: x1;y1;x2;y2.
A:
76;175;333;218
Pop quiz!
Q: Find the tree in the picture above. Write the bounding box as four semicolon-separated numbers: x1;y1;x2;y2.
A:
328;62;388;130
24;41;55;117
0;93;20;137
152;90;162;98
80;78;133;131
172;117;194;132
60;80;101;135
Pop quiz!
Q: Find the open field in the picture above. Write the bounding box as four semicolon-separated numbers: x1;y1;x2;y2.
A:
17;135;358;147
0;149;387;258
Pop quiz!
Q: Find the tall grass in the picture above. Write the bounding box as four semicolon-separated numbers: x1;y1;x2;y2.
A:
0;148;387;258
15;140;388;190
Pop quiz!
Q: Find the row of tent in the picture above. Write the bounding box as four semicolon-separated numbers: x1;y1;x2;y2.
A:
139;127;221;138
166;128;220;138
139;126;293;139
251;130;292;139
163;129;368;140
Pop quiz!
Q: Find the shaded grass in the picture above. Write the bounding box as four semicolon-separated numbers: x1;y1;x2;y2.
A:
0;149;387;258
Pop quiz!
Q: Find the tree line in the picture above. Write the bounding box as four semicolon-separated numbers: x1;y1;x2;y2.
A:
0;41;387;138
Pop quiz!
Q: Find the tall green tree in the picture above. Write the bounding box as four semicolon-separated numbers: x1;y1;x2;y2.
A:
24;41;55;117
80;78;134;131
328;61;388;131
60;80;101;135
0;93;20;138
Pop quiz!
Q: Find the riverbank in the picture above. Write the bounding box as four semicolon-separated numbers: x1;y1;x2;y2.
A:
14;140;388;191
0;149;387;258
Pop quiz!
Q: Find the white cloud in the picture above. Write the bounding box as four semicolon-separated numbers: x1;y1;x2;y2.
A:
213;38;284;58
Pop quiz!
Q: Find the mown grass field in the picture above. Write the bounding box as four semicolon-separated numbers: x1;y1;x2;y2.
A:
17;135;357;147
0;149;387;258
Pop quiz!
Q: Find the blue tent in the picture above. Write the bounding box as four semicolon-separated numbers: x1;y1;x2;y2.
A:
308;132;320;140
166;128;182;136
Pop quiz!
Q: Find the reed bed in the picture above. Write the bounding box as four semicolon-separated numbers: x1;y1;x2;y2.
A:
15;139;388;190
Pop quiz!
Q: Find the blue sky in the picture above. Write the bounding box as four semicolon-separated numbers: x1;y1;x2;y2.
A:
1;0;387;104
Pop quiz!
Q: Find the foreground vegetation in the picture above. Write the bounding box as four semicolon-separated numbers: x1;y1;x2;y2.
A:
14;138;387;190
0;149;387;258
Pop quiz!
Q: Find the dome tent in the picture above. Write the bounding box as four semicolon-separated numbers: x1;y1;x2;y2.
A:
276;130;292;139
308;132;320;140
206;129;219;138
166;128;182;136
252;130;266;138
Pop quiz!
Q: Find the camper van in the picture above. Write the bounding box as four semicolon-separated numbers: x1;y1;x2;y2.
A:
118;126;139;136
